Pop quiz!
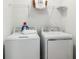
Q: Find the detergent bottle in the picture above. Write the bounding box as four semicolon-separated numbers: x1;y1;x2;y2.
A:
21;22;29;32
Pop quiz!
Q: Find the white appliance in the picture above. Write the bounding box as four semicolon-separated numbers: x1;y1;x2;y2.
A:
41;31;73;59
5;30;40;59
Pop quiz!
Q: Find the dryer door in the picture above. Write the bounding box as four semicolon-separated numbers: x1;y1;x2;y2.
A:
48;39;73;59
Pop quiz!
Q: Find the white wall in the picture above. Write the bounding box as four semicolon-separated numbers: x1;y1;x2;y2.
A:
13;0;65;27
3;0;14;41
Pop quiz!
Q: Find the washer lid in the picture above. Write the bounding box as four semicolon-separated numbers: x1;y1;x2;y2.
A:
6;33;40;40
41;31;72;40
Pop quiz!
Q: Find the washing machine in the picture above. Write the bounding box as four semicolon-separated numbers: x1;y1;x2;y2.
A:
4;30;40;59
41;31;73;59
